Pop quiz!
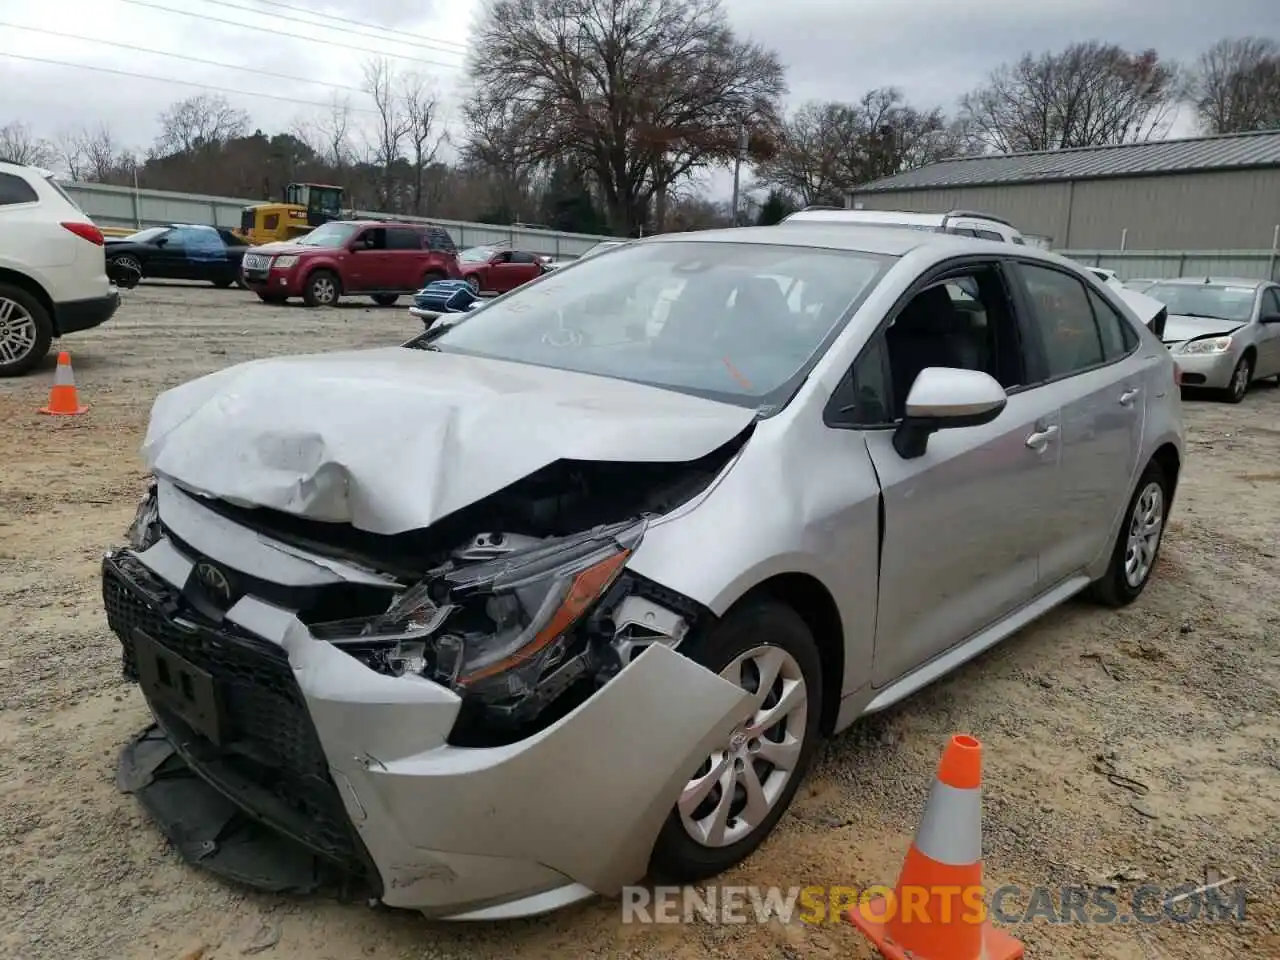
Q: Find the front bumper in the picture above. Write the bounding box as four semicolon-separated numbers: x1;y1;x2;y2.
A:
54;291;120;335
1168;346;1238;388
104;532;750;918
242;267;302;297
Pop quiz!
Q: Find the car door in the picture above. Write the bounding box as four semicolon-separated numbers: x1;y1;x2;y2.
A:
1007;261;1147;586
384;226;424;291
345;227;390;292
484;251;518;292
1256;286;1280;377
841;258;1064;687
182;226;230;282
503;250;543;290
147;228;185;278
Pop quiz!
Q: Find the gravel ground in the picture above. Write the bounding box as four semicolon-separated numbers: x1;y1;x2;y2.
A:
1;283;1277;960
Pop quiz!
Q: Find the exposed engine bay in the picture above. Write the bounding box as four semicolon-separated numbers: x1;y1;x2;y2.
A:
137;429;752;746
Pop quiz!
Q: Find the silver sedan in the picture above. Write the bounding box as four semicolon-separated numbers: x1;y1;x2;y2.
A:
106;225;1184;919
1147;277;1280;402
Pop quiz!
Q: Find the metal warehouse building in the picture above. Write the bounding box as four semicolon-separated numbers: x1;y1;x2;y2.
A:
848;129;1280;253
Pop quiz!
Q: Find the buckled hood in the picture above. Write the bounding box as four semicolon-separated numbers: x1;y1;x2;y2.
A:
141;347;756;535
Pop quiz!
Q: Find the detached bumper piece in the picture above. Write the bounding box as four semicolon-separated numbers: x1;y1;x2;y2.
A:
117;725;367;897
103;554;382;901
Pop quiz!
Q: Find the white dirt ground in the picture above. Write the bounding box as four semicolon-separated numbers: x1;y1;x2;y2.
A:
1;283;1277;960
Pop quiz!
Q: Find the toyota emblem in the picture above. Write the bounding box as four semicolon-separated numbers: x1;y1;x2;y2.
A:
194;561;233;606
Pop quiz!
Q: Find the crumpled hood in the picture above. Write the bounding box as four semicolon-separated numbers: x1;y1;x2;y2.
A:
1161;314;1241;343
1112;288;1164;328
141;347;757;535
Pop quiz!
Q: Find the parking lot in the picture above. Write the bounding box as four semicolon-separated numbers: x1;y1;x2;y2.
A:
1;282;1277;960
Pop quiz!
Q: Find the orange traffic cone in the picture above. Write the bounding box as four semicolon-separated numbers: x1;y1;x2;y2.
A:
848;734;1024;960
39;351;88;416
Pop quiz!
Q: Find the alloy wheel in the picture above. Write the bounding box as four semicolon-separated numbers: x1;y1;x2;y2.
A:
0;297;38;366
312;276;337;305
1230;358;1251;401
1123;481;1164;588
678;645;808;848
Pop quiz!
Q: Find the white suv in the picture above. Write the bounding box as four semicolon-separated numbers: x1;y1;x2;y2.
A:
782;207;1027;245
0;161;119;376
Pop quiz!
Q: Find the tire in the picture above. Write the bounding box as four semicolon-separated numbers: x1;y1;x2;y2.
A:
465;275;481;294
302;270;340;308
1086;460;1171;608
211;278;234;289
110;255;143;288
0;283;54;378
1223;353;1253;403
256;293;287;305
648;599;823;882
422;270;447;288
371;294;399;306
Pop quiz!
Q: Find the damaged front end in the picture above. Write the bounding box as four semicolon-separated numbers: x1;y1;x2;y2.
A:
107;433;753;915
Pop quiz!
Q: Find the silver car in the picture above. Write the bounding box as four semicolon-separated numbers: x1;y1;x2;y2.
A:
1146;277;1280;402
106;225;1185;920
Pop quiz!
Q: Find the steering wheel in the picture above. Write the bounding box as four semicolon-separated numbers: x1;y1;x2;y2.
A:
541;326;585;347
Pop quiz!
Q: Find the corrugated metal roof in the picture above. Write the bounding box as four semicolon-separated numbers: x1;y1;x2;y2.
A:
855;129;1280;193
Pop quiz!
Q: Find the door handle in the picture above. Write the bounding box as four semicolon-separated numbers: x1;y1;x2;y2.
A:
1119;388;1140;406
1025;425;1059;450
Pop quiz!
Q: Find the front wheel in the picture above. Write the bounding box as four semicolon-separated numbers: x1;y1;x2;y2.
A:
465;275;481;294
257;293;287;305
1087;460;1171;607
302;270;340;308
371;294;399;306
648;600;823;882
0;283;54;378
1223;354;1252;403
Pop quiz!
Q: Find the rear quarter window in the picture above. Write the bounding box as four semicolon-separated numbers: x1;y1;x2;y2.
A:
0;172;39;205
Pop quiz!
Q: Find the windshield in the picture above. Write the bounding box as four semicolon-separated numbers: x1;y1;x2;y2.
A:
123;227;169;243
1143;282;1258;324
422;240;894;408
460;246;497;262
296;222;359;248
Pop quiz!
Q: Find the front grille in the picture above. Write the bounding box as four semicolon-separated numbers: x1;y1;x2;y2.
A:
103;554;375;881
242;253;271;277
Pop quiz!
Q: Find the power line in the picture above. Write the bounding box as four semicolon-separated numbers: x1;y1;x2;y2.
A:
203;0;468;56
0;52;380;113
115;0;464;72
0;22;370;96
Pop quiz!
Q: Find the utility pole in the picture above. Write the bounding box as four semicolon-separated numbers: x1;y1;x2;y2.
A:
730;123;748;226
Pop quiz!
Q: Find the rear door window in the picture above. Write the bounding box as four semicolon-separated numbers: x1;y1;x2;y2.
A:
387;227;421;250
0;172;39;205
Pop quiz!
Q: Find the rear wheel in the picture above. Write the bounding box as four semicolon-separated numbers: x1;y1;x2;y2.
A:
256;293;287;305
371;294;399;306
303;270;340;307
422;270;447;288
0;283;54;378
1087;460;1171;607
649;600;823;882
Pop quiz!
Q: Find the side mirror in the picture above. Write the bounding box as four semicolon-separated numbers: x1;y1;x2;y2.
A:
154;237;167;247
893;367;1008;460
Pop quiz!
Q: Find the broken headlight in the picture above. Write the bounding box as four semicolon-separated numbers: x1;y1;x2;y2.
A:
429;518;646;702
126;481;160;550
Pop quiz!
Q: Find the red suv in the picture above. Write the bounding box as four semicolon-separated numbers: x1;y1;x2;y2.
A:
241;220;461;307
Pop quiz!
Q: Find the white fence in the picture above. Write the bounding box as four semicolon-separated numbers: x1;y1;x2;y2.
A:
1061;249;1280;282
61;181;614;258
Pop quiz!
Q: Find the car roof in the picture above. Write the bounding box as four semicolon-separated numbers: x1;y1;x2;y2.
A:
1145;276;1267;288
642;223;1030;259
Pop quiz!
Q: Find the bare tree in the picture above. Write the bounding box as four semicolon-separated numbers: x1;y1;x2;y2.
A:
401;72;445;214
464;0;786;235
362;57;413;210
294;93;355;169
81;124;124;182
755;88;972;202
959;42;1178;153
54;129;87;180
0;122;56;167
1188;37;1280;134
154;94;250;155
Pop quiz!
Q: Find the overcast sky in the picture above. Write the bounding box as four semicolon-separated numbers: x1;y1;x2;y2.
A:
3;0;1278;199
